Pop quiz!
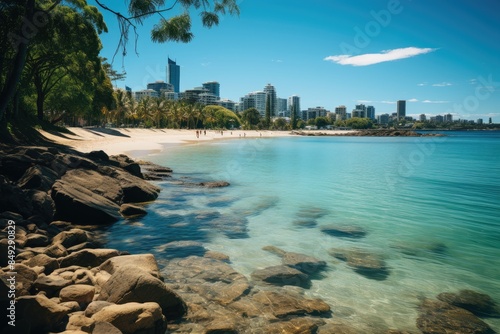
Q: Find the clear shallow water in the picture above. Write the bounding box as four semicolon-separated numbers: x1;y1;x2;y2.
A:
103;131;500;331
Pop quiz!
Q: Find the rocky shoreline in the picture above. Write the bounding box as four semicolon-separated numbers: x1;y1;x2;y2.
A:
1;144;498;334
292;129;446;137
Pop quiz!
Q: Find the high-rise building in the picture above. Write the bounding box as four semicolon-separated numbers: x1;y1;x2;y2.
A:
202;81;220;99
288;95;301;119
166;58;180;93
352;104;367;118
397;100;406;120
306;107;329;120
444;113;453;122
277;98;287;117
377;113;390;125
366;105;375;120
264;84;277;117
335;105;347;120
419;114;427;122
241;91;267;116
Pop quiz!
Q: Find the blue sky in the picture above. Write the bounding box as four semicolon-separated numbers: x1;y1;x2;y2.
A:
91;0;500;121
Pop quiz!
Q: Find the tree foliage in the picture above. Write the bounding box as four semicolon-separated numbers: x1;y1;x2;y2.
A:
241;108;261;129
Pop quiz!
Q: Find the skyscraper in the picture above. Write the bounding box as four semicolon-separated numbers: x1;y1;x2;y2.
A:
289;95;301;119
166;58;180;93
397;100;406;120
366;106;375;120
264;84;277;117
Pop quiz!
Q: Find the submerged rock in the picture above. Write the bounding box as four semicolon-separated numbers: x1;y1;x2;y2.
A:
321;225;367;238
437;290;500;318
329;248;389;280
417;298;495;334
156;240;207;258
263;245;327;276
251;265;311;288
296;206;329;219
120;203;148;217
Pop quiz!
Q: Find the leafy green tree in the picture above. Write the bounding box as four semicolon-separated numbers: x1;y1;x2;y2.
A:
296;119;306;129
315;116;329;129
241;108;261;129
0;0;239;125
203;105;240;129
272;118;288;130
346;117;373;129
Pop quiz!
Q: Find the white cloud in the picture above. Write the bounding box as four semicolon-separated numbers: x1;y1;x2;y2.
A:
408;98;419;102
381;100;396;104
417;83;427;86
324;47;437;66
422;100;450;104
432;82;452;87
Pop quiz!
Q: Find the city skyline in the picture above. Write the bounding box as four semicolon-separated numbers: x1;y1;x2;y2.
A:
90;0;500;121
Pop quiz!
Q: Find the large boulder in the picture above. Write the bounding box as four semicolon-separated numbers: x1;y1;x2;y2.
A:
99;166;160;203
23;253;59;275
51;179;121;224
60;169;124;203
97;266;187;320
17;165;59;191
99;254;162;280
251;265;310;288
91;302;166;334
59;284;95;306
417;298;495;334
120;203;147;218
15;294;70;333
58;248;121;268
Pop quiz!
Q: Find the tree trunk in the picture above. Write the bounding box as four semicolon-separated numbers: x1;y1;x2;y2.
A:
0;0;35;121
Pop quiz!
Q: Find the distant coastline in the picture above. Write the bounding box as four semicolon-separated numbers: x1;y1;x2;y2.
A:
292;129;446;137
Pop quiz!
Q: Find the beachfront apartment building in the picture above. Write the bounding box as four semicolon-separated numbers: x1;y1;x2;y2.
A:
134;89;159;100
203;81;220;99
241;91;267;116
264;84;278;117
366;105;375;120
335;105;347;121
306;107;329;120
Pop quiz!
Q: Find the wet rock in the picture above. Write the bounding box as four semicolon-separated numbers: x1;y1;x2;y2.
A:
321;225;367;238
264;317;324;334
110;154;143;178
205;319;238;333
156;240;207;258
120;203;147;217
329;248;389;280
58;248;120;268
51;179;121;224
251;265;310;288
99;254;162;280
163;256;251;306
91;302;166;334
204;250;230;262
44;242;69;258
59;284;95;306
199;181;230;188
55;152;98;170
17;165;59;191
244;290;330;318
293;219;318;228
417;298;495;334
97;266;187;320
437;290;500;318
27;189;56;222
16;293;70;333
263;246;326;276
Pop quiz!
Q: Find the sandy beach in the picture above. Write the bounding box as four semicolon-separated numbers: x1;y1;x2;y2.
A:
39;127;355;157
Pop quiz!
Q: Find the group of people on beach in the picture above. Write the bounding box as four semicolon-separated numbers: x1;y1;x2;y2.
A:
195;130;207;138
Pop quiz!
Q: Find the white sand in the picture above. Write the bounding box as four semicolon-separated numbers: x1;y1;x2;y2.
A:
39;127;355;157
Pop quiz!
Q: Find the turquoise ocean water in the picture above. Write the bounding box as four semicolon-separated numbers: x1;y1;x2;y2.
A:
103;131;500;331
